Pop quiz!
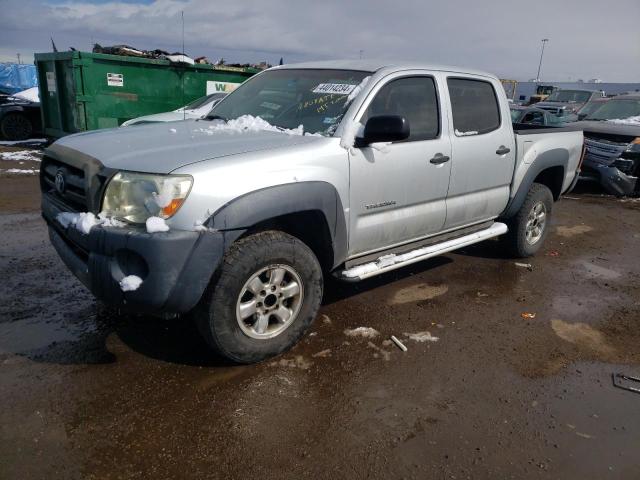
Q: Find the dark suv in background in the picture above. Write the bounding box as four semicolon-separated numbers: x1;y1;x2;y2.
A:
574;94;640;196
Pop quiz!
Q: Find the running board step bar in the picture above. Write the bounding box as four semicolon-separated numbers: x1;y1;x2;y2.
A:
339;222;508;281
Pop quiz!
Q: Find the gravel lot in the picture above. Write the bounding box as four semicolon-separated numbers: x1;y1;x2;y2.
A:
1;145;639;479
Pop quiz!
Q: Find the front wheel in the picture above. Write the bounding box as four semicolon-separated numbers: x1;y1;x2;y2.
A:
0;112;33;140
504;183;554;258
194;230;323;364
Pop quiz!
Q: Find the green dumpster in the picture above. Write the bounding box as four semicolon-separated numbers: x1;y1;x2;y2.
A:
34;51;259;138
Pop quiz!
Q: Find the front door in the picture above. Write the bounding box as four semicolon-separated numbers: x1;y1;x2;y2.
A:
348;73;452;257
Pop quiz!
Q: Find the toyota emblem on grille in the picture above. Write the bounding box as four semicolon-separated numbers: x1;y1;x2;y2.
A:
54;171;66;194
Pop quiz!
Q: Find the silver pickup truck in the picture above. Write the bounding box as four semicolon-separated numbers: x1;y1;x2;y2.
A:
41;60;584;363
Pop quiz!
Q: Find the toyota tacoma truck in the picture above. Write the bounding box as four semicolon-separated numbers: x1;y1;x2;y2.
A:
41;60;584;363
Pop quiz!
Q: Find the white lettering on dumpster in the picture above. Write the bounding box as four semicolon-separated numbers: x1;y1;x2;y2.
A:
206;81;240;94
107;73;124;87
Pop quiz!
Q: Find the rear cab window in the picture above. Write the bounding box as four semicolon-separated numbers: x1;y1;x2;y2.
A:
361;76;440;142
447;78;501;136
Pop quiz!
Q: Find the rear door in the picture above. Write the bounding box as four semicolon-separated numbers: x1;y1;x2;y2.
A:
348;72;452;257
442;76;516;230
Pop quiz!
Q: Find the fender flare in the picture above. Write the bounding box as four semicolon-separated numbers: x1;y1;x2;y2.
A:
501;148;569;219
0;105;29;114
208;181;348;269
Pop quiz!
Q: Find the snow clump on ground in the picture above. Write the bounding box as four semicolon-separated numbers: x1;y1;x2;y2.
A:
344;327;380;339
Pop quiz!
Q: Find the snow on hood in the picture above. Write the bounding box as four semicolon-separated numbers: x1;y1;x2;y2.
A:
13;87;39;103
50;117;323;174
607;116;640;126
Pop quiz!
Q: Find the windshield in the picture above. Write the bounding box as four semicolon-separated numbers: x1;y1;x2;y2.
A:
184;93;225;110
545;90;592;103
585;98;640;121
578;100;606;116
510;109;522;122
208;69;370;135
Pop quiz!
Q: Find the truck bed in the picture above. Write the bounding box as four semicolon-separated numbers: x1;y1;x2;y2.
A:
511;123;584;199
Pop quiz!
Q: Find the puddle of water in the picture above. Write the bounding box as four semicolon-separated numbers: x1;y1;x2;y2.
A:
556;225;593;238
576;261;621;280
551;319;614;356
390;283;448;305
0;317;94;353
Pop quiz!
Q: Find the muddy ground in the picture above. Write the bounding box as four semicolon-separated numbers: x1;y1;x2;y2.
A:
1;146;639;479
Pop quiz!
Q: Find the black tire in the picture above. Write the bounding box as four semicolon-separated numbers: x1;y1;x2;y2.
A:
0;112;33;141
504;183;554;258
194;230;323;364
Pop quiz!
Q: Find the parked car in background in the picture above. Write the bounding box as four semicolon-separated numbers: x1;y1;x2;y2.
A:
0;87;42;140
574;94;640;196
528;84;557;105
576;97;609;120
121;93;227;126
510;105;565;126
534;89;603;121
42;60;584;363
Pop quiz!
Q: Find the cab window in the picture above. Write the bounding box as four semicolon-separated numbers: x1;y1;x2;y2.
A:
447;78;501;135
361;76;440;141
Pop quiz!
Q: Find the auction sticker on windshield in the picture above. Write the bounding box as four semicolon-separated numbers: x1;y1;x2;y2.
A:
312;83;357;95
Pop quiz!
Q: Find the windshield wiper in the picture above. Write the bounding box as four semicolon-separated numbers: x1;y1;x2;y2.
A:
204;114;228;121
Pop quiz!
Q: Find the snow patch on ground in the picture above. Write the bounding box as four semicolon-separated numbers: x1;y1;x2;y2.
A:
0;138;47;146
146;216;169;233
0;150;42;162
607;116;640;126
119;275;143;292
455;129;478;136
197;115;307;136
404;331;439;343
2;168;39;174
344;327;380;339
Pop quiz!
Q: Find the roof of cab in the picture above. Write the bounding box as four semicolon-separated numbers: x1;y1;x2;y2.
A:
273;59;497;79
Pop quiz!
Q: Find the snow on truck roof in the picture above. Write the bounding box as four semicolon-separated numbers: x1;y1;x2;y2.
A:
274;59;497;79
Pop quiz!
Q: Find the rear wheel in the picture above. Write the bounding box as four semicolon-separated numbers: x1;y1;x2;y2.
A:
0;112;33;140
194;230;323;364
504;183;553;257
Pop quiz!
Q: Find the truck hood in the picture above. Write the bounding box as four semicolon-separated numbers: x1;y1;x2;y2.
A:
535;101;583;111
51;119;322;173
572;120;640;139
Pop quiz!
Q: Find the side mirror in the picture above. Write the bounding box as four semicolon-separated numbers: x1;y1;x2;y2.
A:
358;115;410;146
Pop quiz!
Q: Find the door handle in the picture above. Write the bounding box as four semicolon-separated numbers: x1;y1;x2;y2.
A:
429;154;450;165
496;146;511;155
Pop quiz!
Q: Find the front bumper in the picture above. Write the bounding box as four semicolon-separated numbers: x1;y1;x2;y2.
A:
43;194;225;315
582;156;638;197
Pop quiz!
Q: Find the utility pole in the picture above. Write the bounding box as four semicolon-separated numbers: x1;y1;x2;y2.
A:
535;38;548;83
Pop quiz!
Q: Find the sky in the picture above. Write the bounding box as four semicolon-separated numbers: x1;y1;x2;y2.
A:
0;0;638;82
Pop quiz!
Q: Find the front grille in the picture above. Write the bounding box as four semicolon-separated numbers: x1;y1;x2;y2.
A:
41;156;88;211
584;137;627;163
538;106;562;115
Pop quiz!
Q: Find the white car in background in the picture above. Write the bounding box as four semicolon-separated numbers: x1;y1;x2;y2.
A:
120;93;227;127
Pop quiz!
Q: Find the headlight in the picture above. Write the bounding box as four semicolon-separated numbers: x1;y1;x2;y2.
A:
101;172;193;223
625;137;640;153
